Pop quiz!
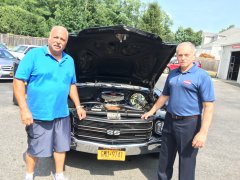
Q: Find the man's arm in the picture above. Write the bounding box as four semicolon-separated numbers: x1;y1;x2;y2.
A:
13;78;33;125
192;102;214;148
141;94;169;119
69;84;86;120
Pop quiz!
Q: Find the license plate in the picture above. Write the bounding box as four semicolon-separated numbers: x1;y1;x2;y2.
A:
97;148;126;161
107;112;121;120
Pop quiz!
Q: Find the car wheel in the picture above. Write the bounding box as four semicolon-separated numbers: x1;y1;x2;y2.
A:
163;67;170;74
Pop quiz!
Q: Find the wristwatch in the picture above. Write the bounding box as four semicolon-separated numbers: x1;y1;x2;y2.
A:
76;105;84;109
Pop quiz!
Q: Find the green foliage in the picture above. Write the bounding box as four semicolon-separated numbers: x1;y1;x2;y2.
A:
140;2;173;42
0;0;21;6
175;27;202;46
0;0;177;42
0;6;48;36
53;0;142;32
219;25;235;33
19;0;59;31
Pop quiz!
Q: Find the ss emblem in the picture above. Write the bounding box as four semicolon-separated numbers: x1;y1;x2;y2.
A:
106;129;120;136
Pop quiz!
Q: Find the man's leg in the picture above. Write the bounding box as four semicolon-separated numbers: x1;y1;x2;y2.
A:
25;121;51;179
53;116;71;179
53;152;66;173
158;115;178;180
174;117;201;180
158;133;177;180
26;153;38;173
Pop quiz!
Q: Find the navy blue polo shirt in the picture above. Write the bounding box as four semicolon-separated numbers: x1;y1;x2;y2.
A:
162;65;215;116
15;46;76;120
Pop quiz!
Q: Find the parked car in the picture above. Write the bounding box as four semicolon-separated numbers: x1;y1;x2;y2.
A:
0;42;8;50
65;26;176;161
163;57;202;74
9;45;40;60
13;26;176;161
0;48;17;80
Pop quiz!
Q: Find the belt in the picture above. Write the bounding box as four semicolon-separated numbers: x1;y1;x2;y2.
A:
167;112;199;120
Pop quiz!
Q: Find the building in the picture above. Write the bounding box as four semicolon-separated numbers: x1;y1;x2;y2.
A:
199;27;240;84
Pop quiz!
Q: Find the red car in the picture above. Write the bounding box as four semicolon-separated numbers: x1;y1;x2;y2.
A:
163;58;201;74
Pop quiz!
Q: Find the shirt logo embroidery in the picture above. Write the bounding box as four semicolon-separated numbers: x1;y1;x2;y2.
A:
183;80;192;85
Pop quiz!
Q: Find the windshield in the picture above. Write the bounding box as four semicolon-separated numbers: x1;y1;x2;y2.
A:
12;45;28;53
0;49;15;59
0;43;7;49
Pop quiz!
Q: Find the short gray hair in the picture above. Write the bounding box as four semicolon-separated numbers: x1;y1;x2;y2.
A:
176;42;196;54
49;26;69;37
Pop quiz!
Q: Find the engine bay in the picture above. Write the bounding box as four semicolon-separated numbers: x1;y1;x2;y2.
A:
68;83;157;113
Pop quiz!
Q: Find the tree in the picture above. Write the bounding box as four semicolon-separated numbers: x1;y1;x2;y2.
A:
0;0;177;39
0;0;21;6
53;0;142;32
53;0;89;32
139;2;174;42
19;0;59;30
175;27;202;46
0;6;48;36
219;25;235;33
117;0;141;27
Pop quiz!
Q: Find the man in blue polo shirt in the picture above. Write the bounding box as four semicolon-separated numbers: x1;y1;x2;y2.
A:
142;42;215;180
13;26;86;180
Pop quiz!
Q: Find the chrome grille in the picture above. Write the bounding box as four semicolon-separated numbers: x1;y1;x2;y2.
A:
72;114;153;145
1;65;13;71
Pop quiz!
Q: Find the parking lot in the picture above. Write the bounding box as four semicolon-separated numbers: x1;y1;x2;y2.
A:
0;75;240;180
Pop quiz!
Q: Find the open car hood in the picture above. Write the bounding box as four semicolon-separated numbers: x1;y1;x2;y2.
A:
65;25;176;89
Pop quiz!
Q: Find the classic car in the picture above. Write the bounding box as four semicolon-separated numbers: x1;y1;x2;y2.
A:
65;26;176;161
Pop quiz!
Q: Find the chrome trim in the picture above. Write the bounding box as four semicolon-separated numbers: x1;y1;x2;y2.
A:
73;115;152;124
73;122;153;133
71;136;161;155
74;134;148;141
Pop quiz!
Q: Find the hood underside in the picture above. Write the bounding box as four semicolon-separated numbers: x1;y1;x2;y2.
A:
65;25;176;89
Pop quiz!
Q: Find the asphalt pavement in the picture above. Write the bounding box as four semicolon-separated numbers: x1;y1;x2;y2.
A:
0;75;239;180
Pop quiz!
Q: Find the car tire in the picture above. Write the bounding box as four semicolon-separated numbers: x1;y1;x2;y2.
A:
163;67;170;74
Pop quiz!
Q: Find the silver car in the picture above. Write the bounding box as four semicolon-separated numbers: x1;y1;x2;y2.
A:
9;45;39;60
0;48;16;80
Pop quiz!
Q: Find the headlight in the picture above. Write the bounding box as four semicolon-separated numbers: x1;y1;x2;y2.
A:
154;120;164;135
129;93;147;109
155;109;166;119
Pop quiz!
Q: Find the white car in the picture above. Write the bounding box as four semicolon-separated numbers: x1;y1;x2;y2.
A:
9;45;40;60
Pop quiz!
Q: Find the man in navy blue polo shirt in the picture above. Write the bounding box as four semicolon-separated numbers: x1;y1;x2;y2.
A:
142;42;215;180
13;26;86;180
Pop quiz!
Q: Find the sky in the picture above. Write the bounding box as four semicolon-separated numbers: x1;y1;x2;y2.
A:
142;0;240;33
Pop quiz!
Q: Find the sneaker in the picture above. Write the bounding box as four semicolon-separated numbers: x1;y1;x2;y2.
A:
54;173;68;180
24;177;33;180
24;173;34;180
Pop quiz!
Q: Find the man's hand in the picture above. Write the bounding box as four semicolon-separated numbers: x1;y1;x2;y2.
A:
141;111;153;120
77;107;86;120
192;131;207;148
20;108;33;126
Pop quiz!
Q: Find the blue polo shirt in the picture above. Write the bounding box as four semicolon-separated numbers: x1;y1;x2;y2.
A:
15;46;76;120
162;65;215;116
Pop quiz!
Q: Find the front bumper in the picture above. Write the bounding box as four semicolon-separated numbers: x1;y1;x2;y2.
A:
70;135;161;155
0;70;13;79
